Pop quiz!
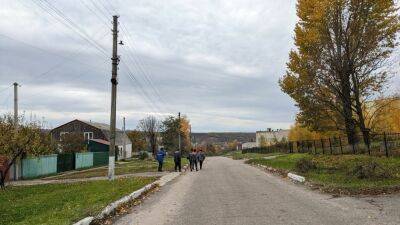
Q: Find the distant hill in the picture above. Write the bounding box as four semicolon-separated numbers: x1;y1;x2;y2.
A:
192;132;256;145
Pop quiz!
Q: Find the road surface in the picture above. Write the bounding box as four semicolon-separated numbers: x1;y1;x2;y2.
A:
114;157;400;225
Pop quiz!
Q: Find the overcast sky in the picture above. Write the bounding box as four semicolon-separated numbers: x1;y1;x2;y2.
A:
0;0;398;132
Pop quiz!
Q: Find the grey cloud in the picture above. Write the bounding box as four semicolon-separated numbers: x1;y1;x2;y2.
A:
0;0;314;132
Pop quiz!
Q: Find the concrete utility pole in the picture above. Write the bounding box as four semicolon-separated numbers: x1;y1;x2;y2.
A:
108;15;119;181
13;82;18;129
178;112;181;153
123;117;126;159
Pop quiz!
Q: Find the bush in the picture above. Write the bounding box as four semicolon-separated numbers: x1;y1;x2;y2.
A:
295;157;317;173
350;161;392;179
138;151;149;160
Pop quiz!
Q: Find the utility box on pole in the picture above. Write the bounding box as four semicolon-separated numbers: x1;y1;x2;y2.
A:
108;15;119;181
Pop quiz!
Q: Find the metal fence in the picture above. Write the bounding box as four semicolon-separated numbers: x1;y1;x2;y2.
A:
22;154;58;179
57;153;75;173
19;151;111;179
243;132;400;157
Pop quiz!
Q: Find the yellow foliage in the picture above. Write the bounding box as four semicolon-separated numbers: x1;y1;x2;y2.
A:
288;122;341;141
288;123;322;141
366;98;400;133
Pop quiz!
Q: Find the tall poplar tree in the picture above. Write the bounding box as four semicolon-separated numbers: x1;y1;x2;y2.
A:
280;0;399;146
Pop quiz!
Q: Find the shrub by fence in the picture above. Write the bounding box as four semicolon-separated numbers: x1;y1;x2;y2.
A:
22;154;57;179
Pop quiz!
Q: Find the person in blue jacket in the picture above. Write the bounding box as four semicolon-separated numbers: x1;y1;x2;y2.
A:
156;147;166;172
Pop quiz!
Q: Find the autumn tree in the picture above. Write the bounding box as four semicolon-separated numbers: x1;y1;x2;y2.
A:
365;95;400;133
227;140;239;150
137;116;160;157
58;132;86;153
0;115;55;188
280;0;400;146
160;115;191;154
127;130;146;152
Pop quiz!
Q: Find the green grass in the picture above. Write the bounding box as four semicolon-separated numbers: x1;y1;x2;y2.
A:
226;151;283;160
246;153;400;193
246;153;305;170
50;157;188;180
0;177;156;225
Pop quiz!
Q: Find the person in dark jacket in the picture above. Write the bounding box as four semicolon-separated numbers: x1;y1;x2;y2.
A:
188;148;198;171
197;149;206;170
156;148;166;172
173;150;181;172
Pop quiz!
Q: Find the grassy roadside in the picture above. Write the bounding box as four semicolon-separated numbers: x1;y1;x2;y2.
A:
48;157;188;180
225;150;283;160
243;152;400;195
0;177;156;225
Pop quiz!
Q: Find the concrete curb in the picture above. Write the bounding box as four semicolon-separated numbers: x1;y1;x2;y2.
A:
288;173;305;183
254;164;305;183
72;172;181;225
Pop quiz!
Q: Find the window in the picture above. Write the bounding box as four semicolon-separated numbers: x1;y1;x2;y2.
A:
60;132;69;141
84;132;94;140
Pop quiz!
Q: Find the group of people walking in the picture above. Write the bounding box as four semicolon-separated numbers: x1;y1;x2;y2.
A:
187;148;206;171
155;147;206;172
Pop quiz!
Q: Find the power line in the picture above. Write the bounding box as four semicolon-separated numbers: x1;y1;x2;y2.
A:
119;23;172;112
95;0;172;115
0;85;12;94
80;0;111;29
31;0;108;56
0;33;108;73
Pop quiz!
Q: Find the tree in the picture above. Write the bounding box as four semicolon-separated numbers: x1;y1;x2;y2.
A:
365;95;400;133
58;132;86;153
0;115;54;188
137;116;160;157
259;136;268;147
160;115;191;154
227;140;239;150
127;130;146;152
280;0;400;146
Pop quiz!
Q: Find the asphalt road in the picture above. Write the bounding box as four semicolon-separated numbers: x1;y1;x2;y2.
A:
114;157;400;225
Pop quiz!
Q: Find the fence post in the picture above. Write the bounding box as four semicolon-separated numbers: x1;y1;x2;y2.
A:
307;141;310;153
338;136;343;155
313;140;317;154
383;132;389;157
297;141;300;153
321;139;325;154
329;138;333;155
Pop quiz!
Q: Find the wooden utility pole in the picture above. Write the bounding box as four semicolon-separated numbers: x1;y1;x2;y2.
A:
178;112;181;153
13;82;18;129
108;15;119;180
123;117;126;159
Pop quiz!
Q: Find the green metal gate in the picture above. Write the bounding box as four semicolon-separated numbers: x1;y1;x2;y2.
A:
93;152;109;167
57;153;75;173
